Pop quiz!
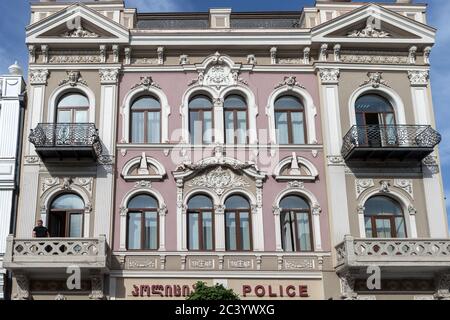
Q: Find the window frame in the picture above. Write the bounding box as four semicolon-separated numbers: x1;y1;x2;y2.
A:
187;207;215;252
274;96;307;145
225;207;253;252
130;96;162;144
56;92;90;124
280;207;314;252
188;95;214;145
364;196;407;239
48;193;85;238
224;95;249;145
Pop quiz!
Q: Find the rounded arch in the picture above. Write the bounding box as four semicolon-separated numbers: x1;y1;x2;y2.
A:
221;189;256;208
274;188;320;209
41;186;90;213
183;188;220;207
121;86;171;143
220;85;259;144
121;188;165;211
180;86;217;144
348;85;406;126
121;155;167;181
48;84;96;123
273;155;319;180
266;85;318;145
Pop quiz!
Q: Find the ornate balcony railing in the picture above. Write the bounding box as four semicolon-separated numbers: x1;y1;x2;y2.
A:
29;123;102;160
341;125;441;161
3;235;107;270
335;236;450;269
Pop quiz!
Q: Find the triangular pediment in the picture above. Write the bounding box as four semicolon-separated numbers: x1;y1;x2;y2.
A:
26;3;129;44
312;4;435;45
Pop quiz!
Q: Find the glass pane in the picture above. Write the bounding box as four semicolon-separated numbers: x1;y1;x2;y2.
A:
395;217;406;238
189;111;201;144
128;212;141;250
355;94;393;113
225;195;250;209
51;194;84;210
281;212;295;252
132;96;160;110
69;214;83;238
57;110;71;123
280;196;309;210
365;217;373;238
375;218;392;238
189;96;213;109
365;196;403;216
188;195;213;209
291;112;305;144
203;212;213;250
224;111;235;144
131;112;145;143
226;212;237;251
128;194;158;209
75;110;88;123
147;112;161;143
275;96;303;110
203;111;213;144
188;213;200;250
58;93;89;108
296;212;311;251
145;212;158;250
236;111;247;144
224;95;246;110
240;212;251;251
275;112;289;144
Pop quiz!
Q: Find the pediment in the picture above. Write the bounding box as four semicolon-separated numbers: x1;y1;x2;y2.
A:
26;3;129;44
312;4;435;45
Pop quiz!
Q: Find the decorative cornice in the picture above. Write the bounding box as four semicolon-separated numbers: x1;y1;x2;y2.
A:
408;70;429;86
30;69;49;85
99;69;119;84
319;68;340;84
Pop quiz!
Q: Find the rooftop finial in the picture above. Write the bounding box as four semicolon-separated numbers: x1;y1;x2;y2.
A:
8;61;23;76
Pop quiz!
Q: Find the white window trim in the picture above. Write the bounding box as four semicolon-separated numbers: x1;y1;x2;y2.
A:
273;155;319;181
121;155;167;181
121;86;171;144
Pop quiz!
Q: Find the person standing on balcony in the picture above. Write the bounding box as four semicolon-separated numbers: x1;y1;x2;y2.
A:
33;220;49;238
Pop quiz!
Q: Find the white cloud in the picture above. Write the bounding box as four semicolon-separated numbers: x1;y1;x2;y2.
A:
125;0;193;12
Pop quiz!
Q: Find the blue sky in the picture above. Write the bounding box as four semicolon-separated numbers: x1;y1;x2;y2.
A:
0;0;449;228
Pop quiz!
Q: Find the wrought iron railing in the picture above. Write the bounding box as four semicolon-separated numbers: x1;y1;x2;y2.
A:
29;123;102;156
341;125;441;159
335;236;450;267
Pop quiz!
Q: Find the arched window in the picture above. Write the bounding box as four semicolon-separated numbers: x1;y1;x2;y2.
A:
364;196;406;238
274;95;306;145
127;194;159;250
355;94;395;127
225;195;252;251
224;95;248;144
189;95;213;145
49;193;84;237
57;92;89;123
280;195;313;252
130;96;161;143
187;195;214;251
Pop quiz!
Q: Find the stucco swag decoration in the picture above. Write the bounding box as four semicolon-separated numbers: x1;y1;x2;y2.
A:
187;167;250;196
347;19;391;38
63;26;99;38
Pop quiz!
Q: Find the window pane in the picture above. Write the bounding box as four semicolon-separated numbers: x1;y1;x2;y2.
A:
280;196;309;210
225;195;250;209
203;212;213;250
224;95;246;110
365;217;373;238
188;195;213;209
291;112;305;144
51;194;84;210
189;96;213;109
275;96;303;110
145;212;158;250
188;212;200;250
395;217;406;238
58;93;89;108
236;111;247;144
225;111;235;144
57;110;71;123
296;212;311;251
365;196;403;216
75;110;88;123
226;212;237;251
132;96;160;110
375;218;392;238
240;212;251;251
69;214;83;238
131;112;145;143
128;195;158;209
281;212;295;252
355;94;393;113
275;112;289;144
203;111;213;144
147;112;161;143
128;212;141;250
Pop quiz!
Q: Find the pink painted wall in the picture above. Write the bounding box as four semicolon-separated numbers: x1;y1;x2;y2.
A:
112;71;330;252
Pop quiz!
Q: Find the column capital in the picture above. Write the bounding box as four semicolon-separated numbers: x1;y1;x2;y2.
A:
319;68;340;84
30;69;49;85
99;69;119;85
408;70;429;87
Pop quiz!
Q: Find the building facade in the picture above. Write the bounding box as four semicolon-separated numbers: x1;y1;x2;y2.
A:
0;63;26;299
4;0;449;300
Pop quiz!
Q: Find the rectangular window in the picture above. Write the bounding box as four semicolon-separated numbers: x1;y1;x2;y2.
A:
275;112;289;144
57;110;71;123
236;111;247;144
144;212;158;250
147;112;161;143
296;212;311;251
291;112;305;144
188;212;200;250
69;213;83;238
202;212;213;250
131;112;145;143
203;111;213;144
75;110;88;123
281;212;295;251
225;111;235;144
239;212;251;251
225;212;237;251
128;212;141;250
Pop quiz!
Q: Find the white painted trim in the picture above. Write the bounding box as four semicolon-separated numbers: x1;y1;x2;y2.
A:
110;271;324;279
121;86;171;143
121;156;167;181
348;85;407;127
273;155;319;180
47;84;96;124
266;85;317;145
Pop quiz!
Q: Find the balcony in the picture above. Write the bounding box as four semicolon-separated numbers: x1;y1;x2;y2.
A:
3;235;108;272
29;123;102;161
335;236;450;276
341;125;441;162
